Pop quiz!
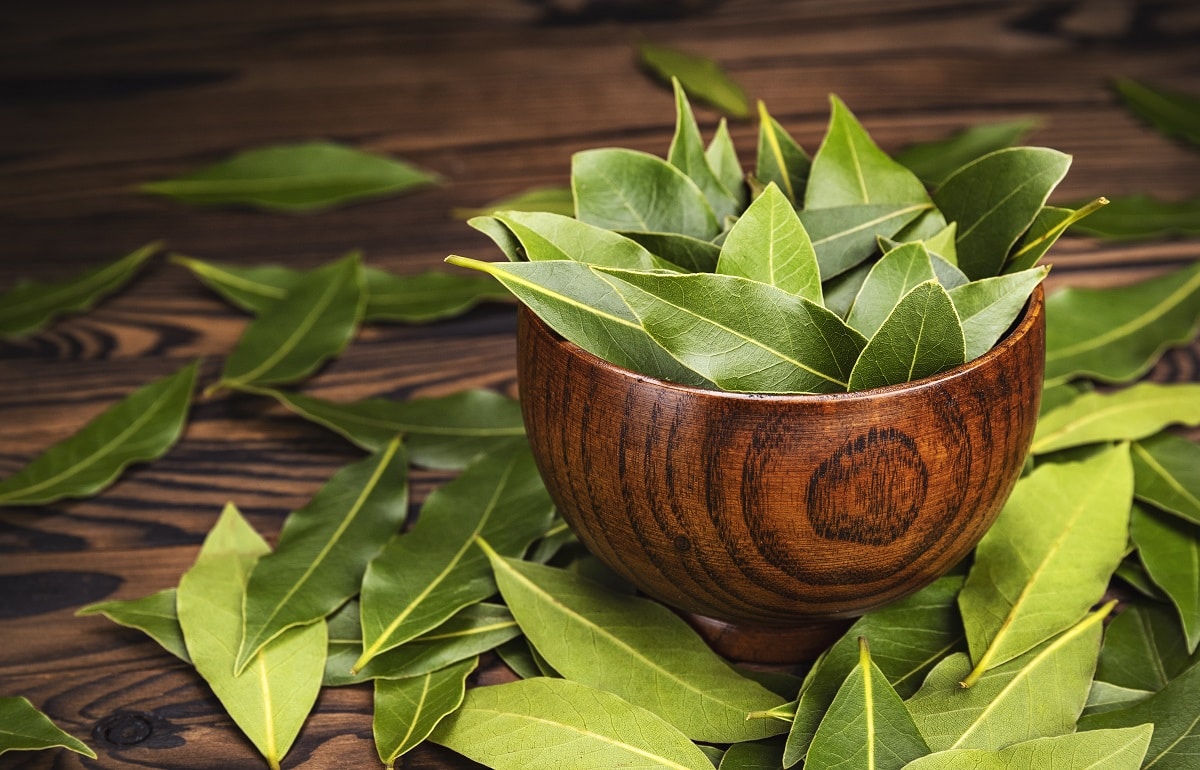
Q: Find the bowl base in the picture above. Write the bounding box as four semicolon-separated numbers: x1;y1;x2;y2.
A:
681;612;853;664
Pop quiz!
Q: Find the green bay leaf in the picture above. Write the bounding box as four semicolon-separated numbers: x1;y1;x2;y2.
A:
847;280;965;391
1084;681;1154;718
1005;199;1108;273
140;141;438;211
0;242;158;337
619;230;723;273
637;42;750;118
1096;602;1199;693
0;360;197;506
1132;433;1200;525
894;117;1039;187
1069;194;1200;241
361;268;512;323
959;445;1132;685
718;737;786;770
480;544;786;744
755;101;810;204
1044;260;1200;385
373;657;477;769
706;118;747;210
901;726;1152;770
668;79;740;222
716;183;821;303
948;267;1047;360
493;210;669;270
1113;77;1200;148
845;241;936;339
78;588;189;662
1031;382;1200;455
1131;503;1200;653
451;185;574;220
822;260;874;319
236;438;408;673
430;677;716;770
356;446;553;670
0;696;96;759
598;268;866;393
799;203;929;280
172;255;297;314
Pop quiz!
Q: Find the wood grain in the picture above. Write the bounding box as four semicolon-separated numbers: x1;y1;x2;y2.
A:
1;0;1198;766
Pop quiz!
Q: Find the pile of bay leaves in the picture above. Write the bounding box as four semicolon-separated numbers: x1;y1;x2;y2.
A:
3;88;1200;770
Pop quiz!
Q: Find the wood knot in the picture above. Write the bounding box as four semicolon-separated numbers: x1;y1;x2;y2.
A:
94;713;153;746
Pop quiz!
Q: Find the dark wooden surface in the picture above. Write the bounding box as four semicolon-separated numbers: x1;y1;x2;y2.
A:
1;1;1198;767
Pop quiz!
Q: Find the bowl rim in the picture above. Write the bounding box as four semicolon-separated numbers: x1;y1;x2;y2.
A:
521;283;1045;404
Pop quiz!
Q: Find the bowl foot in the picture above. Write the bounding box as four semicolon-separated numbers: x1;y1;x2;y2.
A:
681;612;853;664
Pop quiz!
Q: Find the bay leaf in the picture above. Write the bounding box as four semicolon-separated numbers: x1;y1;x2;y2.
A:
446;256;711;387
900;725;1152;770
77;588;189;662
469;215;527;262
249;387;525;469
528;518;577;564
1113;77;1200;148
1131;503;1200;653
0;360;197;506
958;445;1132;686
493;210;670;270
451;185;574;219
1084;682;1153;717
176;504;326;770
573;148;719;239
706;118;748;210
1043;260;1200;385
0;242;158;336
598;268;866;393
172;254;298;314
924;222;959;266
0;696;96;759
1031;382;1200;455
1096;602;1199;693
804;639;929;770
1114;554;1170;602
798;202;930;280
140;141;438;211
756;101;810;204
718;737;786;770
847;280;965;391
324;601;518;686
821;260;873;319
637;42;750;118
619;230;723;272
948;266;1048;360
1079;658;1200;769
373;656;477;769
1040;381;1091;417
356;446;554;670
668;79;740;222
782;576;964;765
805;95;930;210
716;183;822;303
893;117;1040;187
932;147;1071;280
212;253;364;393
235;438;409;673
1068;194;1200;241
906;603;1110;752
495;638;542;680
479;543;786;743
361;268;512;323
430;677;716;770
845;241;936;339
1004;198;1108;274
1133;433;1200;524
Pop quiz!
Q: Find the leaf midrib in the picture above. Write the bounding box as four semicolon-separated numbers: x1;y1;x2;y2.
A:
0;246;151;322
1133;442;1200;516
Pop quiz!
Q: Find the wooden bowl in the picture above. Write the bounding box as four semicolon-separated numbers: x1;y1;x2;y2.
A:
517;287;1045;662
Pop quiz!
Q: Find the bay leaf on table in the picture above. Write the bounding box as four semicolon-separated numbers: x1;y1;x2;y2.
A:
597;268;866;393
893;117;1039;187
1079;657;1200;770
1031;382;1200;455
718;737;786;770
637;42;750;119
361;268;512;323
1096;602;1199;694
248;387;525;469
573;148;719;239
932;147;1071;280
451;185;574;219
356;446;554;671
667;79;740;222
0;696;96;759
373;656;477;769
490;210;672;270
139;141;438;211
706;117;748;210
1113;77;1200;148
847;280;965;391
1043;260;1200;386
0;360;197;506
446;256;712;387
235;438;408;673
77;588;189;662
804;638;929;770
1132;433;1200;525
782;576;964;766
845;241;936;339
716;183;822;303
756;101;810;204
1004;199;1107;274
1131;503;1200;653
619;230;723;273
805;95;931;210
900;725;1152;770
0;241;158;337
958;445;1132;686
324;600;518;687
430;677;717;770
905;603;1110;752
478;543;786;744
798;202;930;280
171;255;298;314
1068;194;1200;241
176;503;326;770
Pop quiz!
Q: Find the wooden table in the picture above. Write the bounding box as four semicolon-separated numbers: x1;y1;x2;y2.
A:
2;1;1198;767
